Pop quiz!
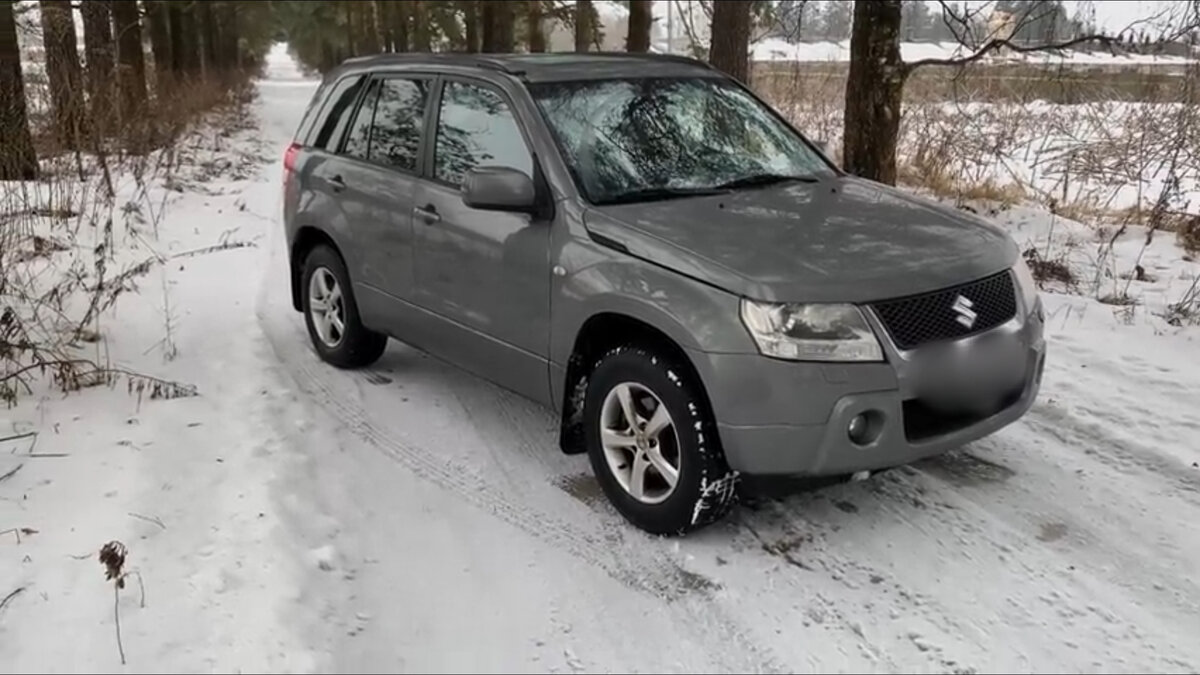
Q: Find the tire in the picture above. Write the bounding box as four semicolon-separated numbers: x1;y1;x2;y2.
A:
583;345;738;536
301;244;387;369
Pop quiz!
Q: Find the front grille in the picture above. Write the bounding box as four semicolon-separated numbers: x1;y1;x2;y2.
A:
871;271;1017;350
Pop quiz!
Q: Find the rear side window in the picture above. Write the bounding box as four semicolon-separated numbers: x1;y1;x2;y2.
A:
342;80;381;160
369;78;431;173
312;75;365;150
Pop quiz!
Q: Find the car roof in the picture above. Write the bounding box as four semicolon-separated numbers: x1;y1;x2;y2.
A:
328;51;722;84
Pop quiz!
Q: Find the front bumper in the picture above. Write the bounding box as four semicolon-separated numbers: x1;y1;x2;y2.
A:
692;304;1045;476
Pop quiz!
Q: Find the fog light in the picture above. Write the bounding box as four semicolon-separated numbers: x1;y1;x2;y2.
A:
848;414;869;444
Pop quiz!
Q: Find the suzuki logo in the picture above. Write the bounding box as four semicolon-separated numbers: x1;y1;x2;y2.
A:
951;295;978;329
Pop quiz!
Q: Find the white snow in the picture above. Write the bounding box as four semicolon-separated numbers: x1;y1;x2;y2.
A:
2;42;1200;674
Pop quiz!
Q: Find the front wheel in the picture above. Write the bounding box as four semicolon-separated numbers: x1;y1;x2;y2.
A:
583;345;738;536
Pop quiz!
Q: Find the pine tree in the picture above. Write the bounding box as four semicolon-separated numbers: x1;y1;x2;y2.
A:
80;0;115;130
111;0;147;120
527;0;546;52
39;0;85;147
0;0;38;179
575;0;594;52
144;0;171;81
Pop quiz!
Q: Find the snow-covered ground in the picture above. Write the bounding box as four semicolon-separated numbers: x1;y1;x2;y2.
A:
2;44;1200;673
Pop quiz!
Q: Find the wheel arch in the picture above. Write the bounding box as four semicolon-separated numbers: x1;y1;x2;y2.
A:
290;226;344;311
557;311;717;456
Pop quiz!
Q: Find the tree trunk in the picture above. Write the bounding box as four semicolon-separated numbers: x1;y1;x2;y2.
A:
39;0;85;147
167;2;189;73
842;0;905;185
392;1;410;51
111;0;146;120
359;1;380;54
463;1;479;52
488;1;514;52
196;0;216;73
480;1;495;51
144;0;171;82
80;0;115;134
214;2;239;72
0;1;37;179
411;0;430;51
527;1;545;52
626;0;651;52
176;3;201;75
708;0;751;82
374;0;390;51
574;0;593;52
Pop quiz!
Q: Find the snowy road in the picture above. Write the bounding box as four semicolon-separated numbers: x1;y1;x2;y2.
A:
249;50;1200;673
3;45;1197;674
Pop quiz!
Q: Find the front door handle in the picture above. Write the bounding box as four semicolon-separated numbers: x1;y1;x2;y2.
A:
414;204;441;225
329;174;347;192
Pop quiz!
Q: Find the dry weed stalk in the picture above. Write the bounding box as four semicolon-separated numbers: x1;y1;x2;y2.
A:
2;72;257;406
99;540;145;666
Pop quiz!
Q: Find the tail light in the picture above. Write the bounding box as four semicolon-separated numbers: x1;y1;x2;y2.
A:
282;142;301;185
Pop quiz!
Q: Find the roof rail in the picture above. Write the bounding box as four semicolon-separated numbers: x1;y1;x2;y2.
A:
339;52;525;75
577;51;714;69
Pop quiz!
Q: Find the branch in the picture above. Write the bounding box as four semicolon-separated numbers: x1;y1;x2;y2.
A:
904;34;1118;73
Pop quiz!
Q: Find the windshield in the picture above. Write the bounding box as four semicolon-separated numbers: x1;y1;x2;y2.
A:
529;77;834;205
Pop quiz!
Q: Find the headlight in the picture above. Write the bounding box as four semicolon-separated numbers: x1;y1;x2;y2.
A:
739;300;884;362
1013;257;1040;314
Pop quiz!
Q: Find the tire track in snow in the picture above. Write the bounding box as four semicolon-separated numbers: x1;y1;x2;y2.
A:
1022;401;1200;498
256;304;786;674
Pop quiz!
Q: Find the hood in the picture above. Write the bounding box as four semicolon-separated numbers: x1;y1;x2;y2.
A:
584;176;1019;304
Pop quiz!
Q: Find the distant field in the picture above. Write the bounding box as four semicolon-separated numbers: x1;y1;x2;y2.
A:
752;61;1193;104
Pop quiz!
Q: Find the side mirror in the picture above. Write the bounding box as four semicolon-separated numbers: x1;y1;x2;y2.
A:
462;166;537;213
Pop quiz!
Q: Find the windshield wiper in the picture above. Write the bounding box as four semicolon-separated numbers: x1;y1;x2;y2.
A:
597;186;728;206
716;173;819;190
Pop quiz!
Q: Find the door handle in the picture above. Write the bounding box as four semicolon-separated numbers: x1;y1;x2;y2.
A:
329;174;346;192
414;204;441;225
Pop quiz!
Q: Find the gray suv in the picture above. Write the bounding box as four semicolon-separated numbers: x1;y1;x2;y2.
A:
282;53;1045;535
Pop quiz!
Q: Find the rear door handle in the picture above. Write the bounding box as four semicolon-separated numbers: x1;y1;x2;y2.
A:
414;204;440;225
329;174;346;192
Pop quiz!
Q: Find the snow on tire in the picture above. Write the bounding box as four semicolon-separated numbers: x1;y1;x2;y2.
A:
584;344;738;536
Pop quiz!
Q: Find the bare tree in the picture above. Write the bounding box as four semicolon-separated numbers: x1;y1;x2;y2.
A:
709;0;752;82
39;0;85;148
111;0;147;121
842;0;904;184
627;0;652;52
839;0;1197;184
0;0;37;179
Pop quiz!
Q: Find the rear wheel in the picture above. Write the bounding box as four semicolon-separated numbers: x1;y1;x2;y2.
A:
301;245;387;369
583;345;738;535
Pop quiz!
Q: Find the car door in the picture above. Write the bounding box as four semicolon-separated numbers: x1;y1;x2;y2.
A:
409;77;552;405
324;74;434;333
